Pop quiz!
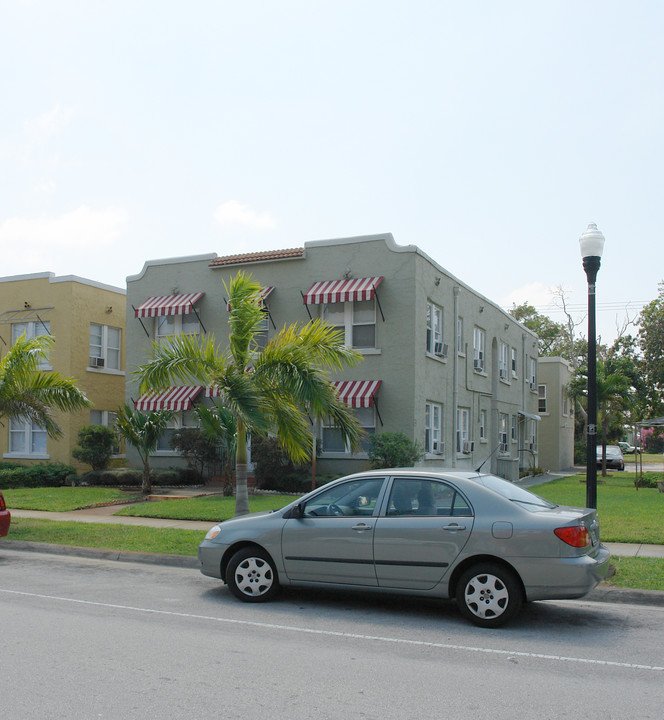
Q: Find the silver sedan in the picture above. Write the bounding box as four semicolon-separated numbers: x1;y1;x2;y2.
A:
198;470;610;627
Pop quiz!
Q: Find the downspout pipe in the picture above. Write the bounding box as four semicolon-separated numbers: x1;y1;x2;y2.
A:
452;287;460;468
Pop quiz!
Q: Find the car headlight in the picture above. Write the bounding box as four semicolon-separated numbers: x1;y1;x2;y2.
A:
205;524;222;541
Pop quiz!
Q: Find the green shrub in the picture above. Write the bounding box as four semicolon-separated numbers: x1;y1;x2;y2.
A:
0;462;76;488
72;425;117;471
367;432;424;469
82;467;201;487
574;439;587;465
169;428;219;479
252;435;311;491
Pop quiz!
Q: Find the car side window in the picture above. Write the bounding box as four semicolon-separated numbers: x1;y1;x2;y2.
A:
387;478;472;517
303;478;385;517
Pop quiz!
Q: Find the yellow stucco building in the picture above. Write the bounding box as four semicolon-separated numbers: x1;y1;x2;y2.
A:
0;272;126;471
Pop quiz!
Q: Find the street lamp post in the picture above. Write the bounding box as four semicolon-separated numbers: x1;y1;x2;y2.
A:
579;223;605;509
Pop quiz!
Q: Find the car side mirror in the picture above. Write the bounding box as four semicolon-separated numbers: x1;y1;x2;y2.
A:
285;503;305;519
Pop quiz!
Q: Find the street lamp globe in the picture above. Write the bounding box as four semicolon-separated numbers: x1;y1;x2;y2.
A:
579;223;605;259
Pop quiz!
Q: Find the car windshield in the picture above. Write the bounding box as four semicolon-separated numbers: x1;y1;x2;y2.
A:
476;474;557;510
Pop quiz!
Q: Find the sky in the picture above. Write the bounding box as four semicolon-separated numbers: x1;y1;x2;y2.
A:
1;1;662;343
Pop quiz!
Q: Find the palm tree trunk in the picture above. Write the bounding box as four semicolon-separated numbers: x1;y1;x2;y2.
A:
234;422;250;516
142;458;152;494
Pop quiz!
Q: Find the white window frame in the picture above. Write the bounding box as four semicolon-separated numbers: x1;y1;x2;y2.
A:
89;323;122;371
528;420;538;449
473;327;485;372
511;414;518;443
425;401;443;455
479;409;487;441
426;302;443;356
156;410;199;453
499;342;509;381
90;410;122;455
499;413;509;454
562;386;569;416
321;407;375;455
529;357;537;390
322;300;377;351
456;407;470;454
155;314;200;343
12;320;52;370
538;384;547;413
511;347;518;378
6;418;48;459
457;317;464;355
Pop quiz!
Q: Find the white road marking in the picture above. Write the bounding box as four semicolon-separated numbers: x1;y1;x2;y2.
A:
1;587;663;672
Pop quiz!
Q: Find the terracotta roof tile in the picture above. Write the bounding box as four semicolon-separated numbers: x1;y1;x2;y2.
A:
209;248;304;267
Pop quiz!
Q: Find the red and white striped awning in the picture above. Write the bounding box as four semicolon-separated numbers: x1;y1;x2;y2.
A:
227;286;274;311
134;386;203;411
303;277;383;305
134;292;204;318
333;380;382;408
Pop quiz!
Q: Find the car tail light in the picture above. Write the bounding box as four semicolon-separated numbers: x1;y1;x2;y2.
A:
0;493;6;511
554;526;591;548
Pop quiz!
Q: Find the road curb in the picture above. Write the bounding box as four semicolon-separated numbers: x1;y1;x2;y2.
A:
3;539;199;569
5;540;664;606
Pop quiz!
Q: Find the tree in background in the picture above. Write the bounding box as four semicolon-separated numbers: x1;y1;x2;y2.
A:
169;427;219;480
115;405;173;493
637;281;664;416
72;425;116;471
368;432;424;469
0;334;90;438
135;272;364;516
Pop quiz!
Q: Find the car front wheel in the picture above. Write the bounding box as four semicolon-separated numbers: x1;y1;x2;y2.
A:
456;563;523;628
226;547;279;603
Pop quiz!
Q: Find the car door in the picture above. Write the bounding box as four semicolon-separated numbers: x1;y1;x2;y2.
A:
373;477;474;590
281;477;386;586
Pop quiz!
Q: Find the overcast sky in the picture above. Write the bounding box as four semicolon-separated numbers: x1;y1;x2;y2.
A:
1;1;662;343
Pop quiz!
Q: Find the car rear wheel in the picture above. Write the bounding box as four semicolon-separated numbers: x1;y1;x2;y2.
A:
456;563;523;628
226;547;279;603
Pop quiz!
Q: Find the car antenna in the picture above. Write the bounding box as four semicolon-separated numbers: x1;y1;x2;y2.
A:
475;444;501;474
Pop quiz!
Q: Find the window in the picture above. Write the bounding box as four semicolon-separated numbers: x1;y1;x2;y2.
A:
499;342;509;380
323;300;376;349
479;409;487;441
12;321;51;369
89;324;121;370
425;401;443;454
456;407;470;453
322;407;375;453
426;302;443;355
157;410;198;451
90;410;121;454
156;313;199;342
457;317;464;354
562;386;569;416
529;357;537;390
499;413;509;453
8;418;47;457
387;478;472;517
252;311;269;352
511;347;518;378
528;420;538;449
538;385;547;413
473;327;485;372
511;415;518;443
303;477;385;517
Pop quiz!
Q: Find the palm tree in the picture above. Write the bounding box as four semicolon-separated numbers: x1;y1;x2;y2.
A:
115;405;173;493
0;334;90;437
135;272;364;515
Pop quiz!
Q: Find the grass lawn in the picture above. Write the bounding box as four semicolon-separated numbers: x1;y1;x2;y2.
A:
7;517;203;556
115;494;295;522
533;473;664;544
3;487;142;512
624;452;663;465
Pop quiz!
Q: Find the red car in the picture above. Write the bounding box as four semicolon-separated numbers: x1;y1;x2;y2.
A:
0;490;10;537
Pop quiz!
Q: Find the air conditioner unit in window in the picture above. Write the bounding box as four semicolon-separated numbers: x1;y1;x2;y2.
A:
462;440;474;454
499;368;508;379
89;357;105;368
529;381;536;390
473;358;483;371
433;341;448;358
433;442;445;456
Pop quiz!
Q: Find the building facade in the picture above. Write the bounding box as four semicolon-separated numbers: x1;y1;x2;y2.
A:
125;234;539;480
537;357;575;472
0;273;126;470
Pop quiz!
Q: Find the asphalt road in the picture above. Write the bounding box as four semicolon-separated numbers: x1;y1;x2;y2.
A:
1;548;663;720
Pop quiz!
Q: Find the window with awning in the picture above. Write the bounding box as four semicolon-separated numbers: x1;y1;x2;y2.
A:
333;380;382;408
134;386;203;411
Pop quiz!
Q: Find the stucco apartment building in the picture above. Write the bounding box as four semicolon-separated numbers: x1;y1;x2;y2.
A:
126;234;540;481
0;273;126;470
537;357;575;472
